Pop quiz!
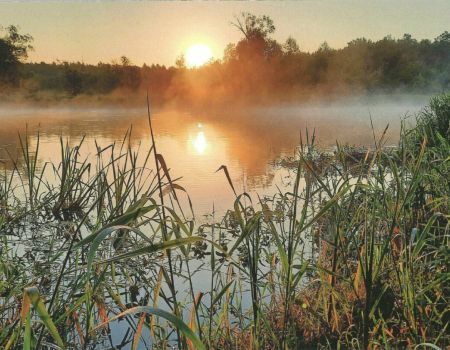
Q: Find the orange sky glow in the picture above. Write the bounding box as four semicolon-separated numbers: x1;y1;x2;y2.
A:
1;1;449;67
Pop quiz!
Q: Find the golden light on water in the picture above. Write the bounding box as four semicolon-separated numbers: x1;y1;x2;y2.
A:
193;131;207;154
190;122;208;155
186;44;212;67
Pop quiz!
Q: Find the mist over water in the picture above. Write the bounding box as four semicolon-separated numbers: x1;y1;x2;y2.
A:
0;94;430;214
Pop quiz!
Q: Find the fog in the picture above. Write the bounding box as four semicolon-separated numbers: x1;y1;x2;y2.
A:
0;93;430;162
0;93;432;214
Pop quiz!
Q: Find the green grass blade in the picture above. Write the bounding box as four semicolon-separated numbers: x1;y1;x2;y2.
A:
24;287;65;349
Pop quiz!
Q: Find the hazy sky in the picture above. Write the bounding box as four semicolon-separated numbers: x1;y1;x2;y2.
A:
1;1;449;66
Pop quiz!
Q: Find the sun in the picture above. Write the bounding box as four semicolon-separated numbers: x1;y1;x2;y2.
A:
186;44;213;68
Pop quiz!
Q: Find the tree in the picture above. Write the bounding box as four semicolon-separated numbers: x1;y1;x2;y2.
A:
308;42;334;84
223;43;237;63
231;12;275;40
230;13;279;61
175;54;186;69
120;55;131;66
283;36;300;55
0;25;33;86
64;66;83;96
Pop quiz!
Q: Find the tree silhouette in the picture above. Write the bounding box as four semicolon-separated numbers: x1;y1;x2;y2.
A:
231;12;275;40
0;25;33;86
283;37;300;55
3;14;450;102
64;66;83;96
230;13;280;61
175;54;186;69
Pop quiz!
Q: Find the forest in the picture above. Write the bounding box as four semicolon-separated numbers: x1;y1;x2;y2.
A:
1;13;450;106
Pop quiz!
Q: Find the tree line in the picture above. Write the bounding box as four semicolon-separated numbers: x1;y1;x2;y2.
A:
1;14;449;105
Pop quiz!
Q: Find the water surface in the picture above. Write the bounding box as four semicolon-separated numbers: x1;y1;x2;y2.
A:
0;96;428;214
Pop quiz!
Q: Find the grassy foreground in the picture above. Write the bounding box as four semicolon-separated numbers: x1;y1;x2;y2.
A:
0;94;449;349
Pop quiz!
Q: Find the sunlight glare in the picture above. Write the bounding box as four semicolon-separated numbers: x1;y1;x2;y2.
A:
186;44;212;67
193;131;207;154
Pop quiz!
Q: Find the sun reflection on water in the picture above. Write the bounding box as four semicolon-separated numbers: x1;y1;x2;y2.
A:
193;131;207;154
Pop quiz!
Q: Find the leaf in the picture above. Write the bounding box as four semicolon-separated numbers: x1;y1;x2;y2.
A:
161;183;187;197
150;267;164;337
297;184;350;235
4;325;21;350
165;206;193;237
216;165;236;196
73;200;156;249
23;309;31;350
353;246;364;297
187;292;204;350
412;214;438;257
72;311;84;348
95;236;204;265
265;213;288;276
86;225;151;278
55;294;89;325
93;306;206;350
132;312;147;350
211;280;235;307
23;287;65;349
229;212;262;255
20;291;30;324
292;261;309;290
106;285;126;312
156;153;178;200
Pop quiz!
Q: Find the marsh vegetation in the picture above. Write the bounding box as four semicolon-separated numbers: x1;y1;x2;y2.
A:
0;94;448;349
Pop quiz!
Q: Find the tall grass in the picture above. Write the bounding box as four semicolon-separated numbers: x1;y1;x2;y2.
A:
0;94;448;349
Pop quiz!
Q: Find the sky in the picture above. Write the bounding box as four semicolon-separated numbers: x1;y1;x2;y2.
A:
1;1;449;67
